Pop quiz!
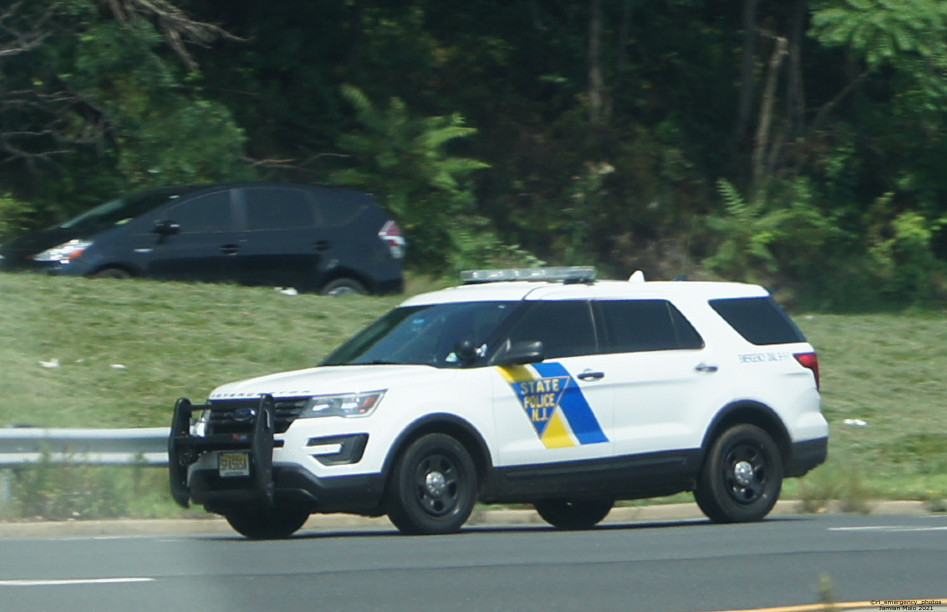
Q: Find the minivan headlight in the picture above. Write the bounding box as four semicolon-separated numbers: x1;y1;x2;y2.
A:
299;390;385;418
31;239;92;262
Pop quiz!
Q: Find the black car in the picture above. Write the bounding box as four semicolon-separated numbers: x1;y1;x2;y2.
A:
0;182;405;295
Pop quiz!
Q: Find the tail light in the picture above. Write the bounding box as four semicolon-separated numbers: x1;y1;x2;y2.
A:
378;220;405;260
793;352;820;389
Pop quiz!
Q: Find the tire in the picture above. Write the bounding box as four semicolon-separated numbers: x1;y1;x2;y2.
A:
91;267;132;279
534;498;613;530
385;433;478;535
694;424;783;523
320;278;367;296
224;506;310;540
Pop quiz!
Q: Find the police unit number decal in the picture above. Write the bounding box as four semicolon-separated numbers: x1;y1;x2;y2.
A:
499;362;608;449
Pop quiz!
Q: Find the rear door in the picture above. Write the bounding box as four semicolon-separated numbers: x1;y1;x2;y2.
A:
234;186;330;289
593;299;718;456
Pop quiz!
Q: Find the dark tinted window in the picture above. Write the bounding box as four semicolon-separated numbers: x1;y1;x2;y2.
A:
169;192;233;233
506;301;597;358
598;300;703;353
244;187;319;230
710;296;806;345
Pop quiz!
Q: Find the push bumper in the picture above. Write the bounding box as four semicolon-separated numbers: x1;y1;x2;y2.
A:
168;396;385;515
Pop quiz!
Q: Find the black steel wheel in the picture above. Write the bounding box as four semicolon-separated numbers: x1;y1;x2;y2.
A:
386;433;477;535
694;424;783;523
224;506;310;540
534;498;613;530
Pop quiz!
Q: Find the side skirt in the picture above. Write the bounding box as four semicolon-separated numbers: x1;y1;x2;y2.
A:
482;449;702;504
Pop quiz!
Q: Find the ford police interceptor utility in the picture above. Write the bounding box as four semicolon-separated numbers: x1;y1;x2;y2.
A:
169;267;828;539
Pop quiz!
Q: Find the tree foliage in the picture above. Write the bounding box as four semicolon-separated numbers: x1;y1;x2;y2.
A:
1;0;946;308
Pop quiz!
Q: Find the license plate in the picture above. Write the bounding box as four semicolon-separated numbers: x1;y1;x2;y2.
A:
218;453;250;478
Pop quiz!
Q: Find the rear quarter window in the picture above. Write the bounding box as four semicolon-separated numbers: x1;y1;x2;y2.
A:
710;296;806;345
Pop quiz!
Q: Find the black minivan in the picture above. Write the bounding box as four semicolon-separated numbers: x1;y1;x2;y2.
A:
0;182;405;295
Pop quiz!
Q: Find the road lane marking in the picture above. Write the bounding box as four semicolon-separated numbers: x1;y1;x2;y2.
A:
0;578;154;587
828;525;947;532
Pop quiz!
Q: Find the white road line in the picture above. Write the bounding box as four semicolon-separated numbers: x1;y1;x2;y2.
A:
829;526;947;532
0;577;154;587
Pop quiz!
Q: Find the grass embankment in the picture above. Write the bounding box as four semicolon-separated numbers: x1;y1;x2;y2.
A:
1;272;945;518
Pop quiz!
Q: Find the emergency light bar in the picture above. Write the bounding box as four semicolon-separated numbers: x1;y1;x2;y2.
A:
460;266;597;284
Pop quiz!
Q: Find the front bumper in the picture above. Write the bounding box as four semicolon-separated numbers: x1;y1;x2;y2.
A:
168;396;385;515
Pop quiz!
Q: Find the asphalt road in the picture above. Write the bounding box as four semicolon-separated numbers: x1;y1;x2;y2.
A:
1;513;945;612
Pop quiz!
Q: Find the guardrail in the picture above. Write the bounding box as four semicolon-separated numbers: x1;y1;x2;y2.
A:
0;427;170;468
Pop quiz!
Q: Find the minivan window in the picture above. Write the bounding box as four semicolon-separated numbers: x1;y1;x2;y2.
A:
244;187;319;230
598;299;704;353
710;296;806;345
168;191;233;233
506;301;597;358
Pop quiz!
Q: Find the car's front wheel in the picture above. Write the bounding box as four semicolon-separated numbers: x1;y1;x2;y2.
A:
534;498;613;530
224;506;310;539
694;424;783;523
386;433;478;535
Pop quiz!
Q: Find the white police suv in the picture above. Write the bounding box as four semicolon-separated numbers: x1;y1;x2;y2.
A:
169;267;828;538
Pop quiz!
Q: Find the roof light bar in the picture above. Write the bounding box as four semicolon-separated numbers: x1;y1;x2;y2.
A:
461;266;597;284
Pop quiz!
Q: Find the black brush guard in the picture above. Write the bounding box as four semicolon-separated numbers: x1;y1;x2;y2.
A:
168;395;275;509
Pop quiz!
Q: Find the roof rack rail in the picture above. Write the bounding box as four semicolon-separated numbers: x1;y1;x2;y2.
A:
460;266;597;285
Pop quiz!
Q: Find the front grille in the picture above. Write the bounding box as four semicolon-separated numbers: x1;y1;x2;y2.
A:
206;398;307;435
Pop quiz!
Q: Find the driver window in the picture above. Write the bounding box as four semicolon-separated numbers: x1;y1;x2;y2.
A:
506;301;597;358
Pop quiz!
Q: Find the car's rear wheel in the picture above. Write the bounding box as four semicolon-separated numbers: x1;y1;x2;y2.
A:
386;433;478;535
695;424;783;523
224;506;310;539
320;278;367;296
534;498;613;530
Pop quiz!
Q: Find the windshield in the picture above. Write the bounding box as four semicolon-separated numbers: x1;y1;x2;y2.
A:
323;301;517;367
58;186;204;233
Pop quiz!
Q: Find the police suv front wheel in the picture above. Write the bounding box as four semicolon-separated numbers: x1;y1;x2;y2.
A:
223;505;311;540
694;424;783;523
534;498;613;530
386;433;478;535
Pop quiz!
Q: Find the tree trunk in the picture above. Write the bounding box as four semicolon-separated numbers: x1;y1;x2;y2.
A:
752;36;788;195
589;0;604;124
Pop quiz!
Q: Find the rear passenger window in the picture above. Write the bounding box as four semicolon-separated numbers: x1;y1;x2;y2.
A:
243;187;320;230
710;297;806;345
506;301;597;358
598;300;703;353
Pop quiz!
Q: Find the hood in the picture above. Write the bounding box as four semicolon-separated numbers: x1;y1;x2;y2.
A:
208;364;445;400
0;227;79;268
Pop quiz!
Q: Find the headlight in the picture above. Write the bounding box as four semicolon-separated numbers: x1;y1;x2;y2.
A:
31;239;92;262
299;390;385;419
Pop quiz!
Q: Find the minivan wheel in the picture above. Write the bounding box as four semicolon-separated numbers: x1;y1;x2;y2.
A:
695;424;783;523
320;278;367;296
224;506;310;540
91;267;132;279
535;498;613;530
386;433;477;535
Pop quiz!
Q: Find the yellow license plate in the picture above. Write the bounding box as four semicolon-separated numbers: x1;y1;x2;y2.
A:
218;452;250;478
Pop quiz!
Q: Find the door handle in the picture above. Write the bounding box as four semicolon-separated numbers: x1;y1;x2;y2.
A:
578;370;605;381
313;240;331;251
695;363;718;373
220;244;239;255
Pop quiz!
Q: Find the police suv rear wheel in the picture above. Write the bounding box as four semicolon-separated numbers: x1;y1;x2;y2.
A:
386;433;477;535
224;506;310;539
694;424;783;523
534;498;613;530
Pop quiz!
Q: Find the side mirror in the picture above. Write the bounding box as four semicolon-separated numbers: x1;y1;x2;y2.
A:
153;220;181;236
491;340;544;367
